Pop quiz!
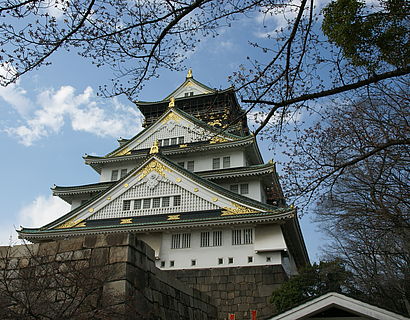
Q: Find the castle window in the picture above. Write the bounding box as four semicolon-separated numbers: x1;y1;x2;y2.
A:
170;260;175;267
223;156;230;168
152;197;161;208
134;199;142;210
213;231;223;246
232;228;253;245
171;137;178;145
163;139;169;146
120;169;128;178
143;198;151;209
160;261;165;268
229;184;239;193
191;259;196;266
111;170;118;181
218;258;223;265
178;137;184;144
173;195;181;206
240;184;249;195
212;158;220;169
162;197;170;207
123;200;131;211
248;256;253;263
171;233;191;249
200;232;210;247
178;162;185;168
266;257;271;262
187;160;194;171
228;257;234;264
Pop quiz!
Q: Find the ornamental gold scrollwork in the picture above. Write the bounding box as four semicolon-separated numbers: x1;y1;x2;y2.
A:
120;218;133;224
114;148;131;157
221;202;259;216
209;136;228;144
56;217;85;229
134;159;172;181
161;112;181;124
207;119;222;126
167;214;180;220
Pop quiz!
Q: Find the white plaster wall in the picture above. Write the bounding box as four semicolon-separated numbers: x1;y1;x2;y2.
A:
155;227;284;270
171;149;246;172
99;162;139;182
219;179;263;202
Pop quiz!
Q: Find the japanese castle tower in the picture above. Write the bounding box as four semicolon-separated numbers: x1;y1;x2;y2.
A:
18;71;309;274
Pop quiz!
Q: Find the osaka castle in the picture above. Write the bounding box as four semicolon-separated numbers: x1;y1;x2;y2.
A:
18;70;309;274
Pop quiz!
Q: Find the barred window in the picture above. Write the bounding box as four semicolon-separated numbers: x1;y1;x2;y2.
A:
143;198;151;209
212;158;220;169
229;184;239;193
213;231;223;246
120;169;128;178
163;139;169;146
171;137;178;145
111;170;118;181
123;200;131;211
152;197;161;208
240;184;249;195
200;232;210;247
173;195;181;206
187;160;194;171
243;228;253;244
178;136;184;144
232;229;242;245
232;228;253;245
162;197;170;207
133;199;141;210
171;233;191;249
223;156;231;168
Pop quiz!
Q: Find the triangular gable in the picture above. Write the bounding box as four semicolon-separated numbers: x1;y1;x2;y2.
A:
106;107;240;157
50;154;272;230
164;75;215;100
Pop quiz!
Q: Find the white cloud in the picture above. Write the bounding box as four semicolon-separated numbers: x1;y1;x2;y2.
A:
18;195;70;228
4;84;143;146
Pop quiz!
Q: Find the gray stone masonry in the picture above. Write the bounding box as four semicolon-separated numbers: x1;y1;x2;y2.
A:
165;265;288;320
0;233;217;320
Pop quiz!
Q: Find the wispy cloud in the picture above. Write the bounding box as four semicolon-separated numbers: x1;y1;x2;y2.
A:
3;84;143;146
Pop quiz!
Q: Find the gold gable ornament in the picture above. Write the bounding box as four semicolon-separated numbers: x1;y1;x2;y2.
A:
150;140;160;154
168;97;175;108
221;202;259;216
186;68;193;78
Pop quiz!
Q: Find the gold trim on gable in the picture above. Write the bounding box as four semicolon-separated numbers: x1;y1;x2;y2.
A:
120;218;133;224
161;112;181;124
113;148;131;157
134;159;172;181
221;202;259;216
210;136;228;144
56;217;84;229
167;214;180;221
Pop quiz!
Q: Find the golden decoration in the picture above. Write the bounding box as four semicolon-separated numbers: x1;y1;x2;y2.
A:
221;202;259;216
134;159;172;181
106;196;111;200
167;214;180;221
212;197;218;202
209;136;228;144
168;97;175;108
120;218;133;224
150;139;159;154
194;188;199;192
56;217;84;229
208;119;222;126
124;183;129;188
114;148;131;157
75;222;86;228
179;144;188;148
187;68;193;78
88;208;94;213
176;177;182;183
161;112;181;124
184;81;193;87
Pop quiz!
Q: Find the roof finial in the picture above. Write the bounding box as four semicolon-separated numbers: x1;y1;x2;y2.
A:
187;68;193;78
168;96;175;108
150;139;160;154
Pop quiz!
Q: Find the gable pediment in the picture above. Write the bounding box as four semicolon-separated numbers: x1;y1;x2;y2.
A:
51;156;267;230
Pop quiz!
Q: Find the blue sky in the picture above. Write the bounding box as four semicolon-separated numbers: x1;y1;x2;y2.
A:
0;4;326;261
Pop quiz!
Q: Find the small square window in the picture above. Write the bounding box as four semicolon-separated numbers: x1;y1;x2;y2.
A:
228;257;234;264
240;184;249;195
218;258;223;265
170;260;175;267
266;257;271;262
133;199;142;210
143;198;151;209
187;160;194;171
212;158;220;169
184;92;189;97
248;256;253;263
178;137;184;144
123;200;131;211
171;137;178;145
160;261;165;268
120;169;127;178
230;184;239;193
173;195;181;206
153;197;161;208
162;197;170;207
111;170;118;181
191;259;196;266
189;92;194;96
178;162;185;168
223;156;230;168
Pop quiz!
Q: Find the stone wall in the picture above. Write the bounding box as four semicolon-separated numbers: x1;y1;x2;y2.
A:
0;234;216;320
165;265;288;320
